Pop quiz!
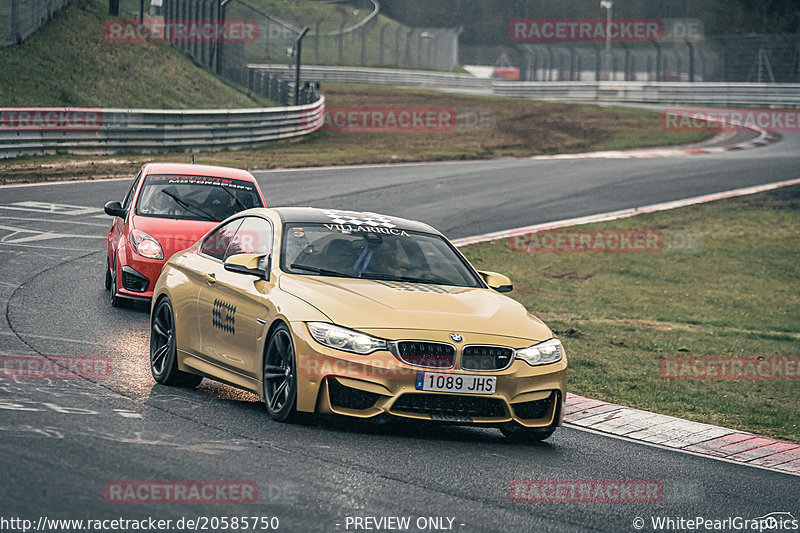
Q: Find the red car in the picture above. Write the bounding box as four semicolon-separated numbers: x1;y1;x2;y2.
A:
104;162;266;307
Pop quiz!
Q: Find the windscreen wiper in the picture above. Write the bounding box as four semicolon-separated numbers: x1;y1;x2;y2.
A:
290;263;352;278
161;190;218;222
358;271;449;286
217;186;248;212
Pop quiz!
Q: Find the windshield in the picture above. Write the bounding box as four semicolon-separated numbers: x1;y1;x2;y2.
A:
281;223;482;288
135;174;263;222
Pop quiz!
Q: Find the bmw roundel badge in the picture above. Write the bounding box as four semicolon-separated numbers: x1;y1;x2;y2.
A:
450;333;463;343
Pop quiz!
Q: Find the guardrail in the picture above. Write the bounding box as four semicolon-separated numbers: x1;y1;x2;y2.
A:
493;81;800;106
248;64;494;91
249;65;800;106
0;96;325;159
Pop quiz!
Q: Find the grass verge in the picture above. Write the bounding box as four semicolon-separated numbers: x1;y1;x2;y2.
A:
0;0;269;108
461;185;800;442
0;84;713;184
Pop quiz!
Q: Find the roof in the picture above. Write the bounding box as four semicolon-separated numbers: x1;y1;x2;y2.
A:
142;162;257;182
270;207;439;234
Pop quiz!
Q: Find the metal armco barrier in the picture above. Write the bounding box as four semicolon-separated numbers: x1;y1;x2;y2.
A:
0;97;325;159
248;64;494;91
492;81;800;106
249;65;800;106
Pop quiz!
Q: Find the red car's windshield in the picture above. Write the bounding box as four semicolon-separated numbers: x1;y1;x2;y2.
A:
135;174;263;222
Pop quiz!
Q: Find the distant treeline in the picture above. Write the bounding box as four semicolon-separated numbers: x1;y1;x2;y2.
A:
379;0;800;44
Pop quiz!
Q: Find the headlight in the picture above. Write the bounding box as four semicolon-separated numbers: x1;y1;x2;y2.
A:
307;322;387;355
130;229;164;260
515;338;563;366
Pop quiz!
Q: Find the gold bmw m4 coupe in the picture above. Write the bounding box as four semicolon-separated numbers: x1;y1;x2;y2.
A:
150;207;567;440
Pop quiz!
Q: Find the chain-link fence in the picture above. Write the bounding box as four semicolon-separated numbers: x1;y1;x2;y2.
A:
220;0;457;71
157;0;457;80
1;0;72;45
463;35;800;83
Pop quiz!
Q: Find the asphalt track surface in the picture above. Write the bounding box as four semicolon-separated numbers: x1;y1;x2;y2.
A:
1;131;799;532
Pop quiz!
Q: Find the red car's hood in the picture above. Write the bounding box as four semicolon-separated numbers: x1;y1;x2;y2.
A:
131;215;217;258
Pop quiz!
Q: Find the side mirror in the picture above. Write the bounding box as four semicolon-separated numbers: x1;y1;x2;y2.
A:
224;253;270;281
104;201;126;218
478;270;513;293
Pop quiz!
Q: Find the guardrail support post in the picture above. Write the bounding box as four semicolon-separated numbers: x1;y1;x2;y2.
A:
379;23;387;65
595;45;601;82
314;20;321;63
217;0;231;76
338;21;345;64
294;27;309;106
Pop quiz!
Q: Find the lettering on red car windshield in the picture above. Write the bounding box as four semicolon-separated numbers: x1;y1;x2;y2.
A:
147;175;254;191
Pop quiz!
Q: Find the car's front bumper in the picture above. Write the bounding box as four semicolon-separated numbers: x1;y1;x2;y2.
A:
291;323;567;428
115;246;166;300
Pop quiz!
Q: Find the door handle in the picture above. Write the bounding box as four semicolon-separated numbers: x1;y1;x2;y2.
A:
204;272;216;284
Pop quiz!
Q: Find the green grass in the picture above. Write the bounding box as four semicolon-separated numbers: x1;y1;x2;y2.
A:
461;186;800;442
0;0;270;108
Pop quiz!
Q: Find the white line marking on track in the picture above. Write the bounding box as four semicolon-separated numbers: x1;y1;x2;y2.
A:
453;177;800;246
0;215;109;227
0;223;104;244
0;330;102;345
0;202;104;216
0;176;130;189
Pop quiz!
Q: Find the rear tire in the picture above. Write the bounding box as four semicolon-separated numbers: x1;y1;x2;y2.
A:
150;297;202;388
262;324;300;422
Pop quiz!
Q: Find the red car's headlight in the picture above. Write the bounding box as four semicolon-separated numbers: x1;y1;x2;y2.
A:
130;229;164;260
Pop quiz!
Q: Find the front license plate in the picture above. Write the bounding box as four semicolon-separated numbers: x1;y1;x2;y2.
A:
416;372;496;395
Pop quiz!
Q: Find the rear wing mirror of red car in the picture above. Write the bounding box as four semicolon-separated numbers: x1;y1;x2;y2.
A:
477;270;513;293
224;253;270;281
104;201;126;218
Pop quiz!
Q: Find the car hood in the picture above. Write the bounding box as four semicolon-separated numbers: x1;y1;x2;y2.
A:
278;274;552;342
131;215;217;258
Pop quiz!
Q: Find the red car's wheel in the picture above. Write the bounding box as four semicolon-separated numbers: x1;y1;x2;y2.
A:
104;256;112;291
110;256;125;308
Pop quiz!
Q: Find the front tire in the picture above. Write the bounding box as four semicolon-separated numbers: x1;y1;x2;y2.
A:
104;257;112;290
110;257;124;308
262;324;300;422
150;297;202;388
